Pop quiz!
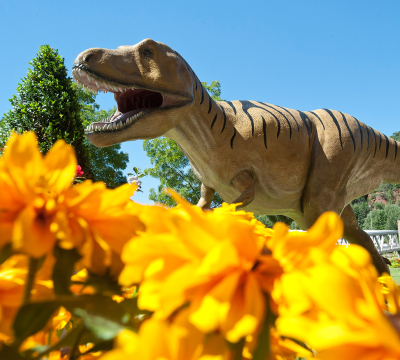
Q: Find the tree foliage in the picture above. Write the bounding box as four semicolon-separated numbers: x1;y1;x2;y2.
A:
1;45;129;187
2;45;89;173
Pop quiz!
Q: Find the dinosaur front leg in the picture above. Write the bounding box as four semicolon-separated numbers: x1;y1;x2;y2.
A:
231;170;256;208
197;184;215;209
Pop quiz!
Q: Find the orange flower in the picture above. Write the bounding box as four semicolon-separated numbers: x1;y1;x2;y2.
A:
270;213;400;359
0;255;53;337
0;132;144;273
120;191;282;343
100;309;230;360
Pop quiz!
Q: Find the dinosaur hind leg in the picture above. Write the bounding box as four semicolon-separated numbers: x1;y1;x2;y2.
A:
302;190;390;275
341;205;390;275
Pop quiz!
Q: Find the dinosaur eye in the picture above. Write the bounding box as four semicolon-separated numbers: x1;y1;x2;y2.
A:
143;49;152;59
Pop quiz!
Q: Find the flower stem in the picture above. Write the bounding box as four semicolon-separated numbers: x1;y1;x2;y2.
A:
23;257;40;305
253;296;272;360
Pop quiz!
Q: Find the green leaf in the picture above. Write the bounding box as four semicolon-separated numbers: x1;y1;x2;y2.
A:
52;246;81;296
13;294;137;349
71;295;130;340
13;301;60;348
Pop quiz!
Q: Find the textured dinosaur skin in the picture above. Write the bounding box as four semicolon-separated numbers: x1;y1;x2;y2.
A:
73;39;400;274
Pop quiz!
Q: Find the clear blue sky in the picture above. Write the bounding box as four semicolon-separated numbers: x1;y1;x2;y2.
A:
1;0;399;204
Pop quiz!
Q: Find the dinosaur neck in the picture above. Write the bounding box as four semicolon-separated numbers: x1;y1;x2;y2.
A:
165;81;229;168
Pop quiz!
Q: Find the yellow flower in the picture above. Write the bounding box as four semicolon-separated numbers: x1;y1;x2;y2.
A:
120;191;282;343
0;132;77;256
379;274;400;315
267;212;343;272
0;255;53;337
270;328;314;360
0;132;144;273
100;309;230;360
270;214;400;359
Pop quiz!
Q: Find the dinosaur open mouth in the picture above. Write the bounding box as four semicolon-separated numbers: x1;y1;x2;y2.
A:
72;65;189;134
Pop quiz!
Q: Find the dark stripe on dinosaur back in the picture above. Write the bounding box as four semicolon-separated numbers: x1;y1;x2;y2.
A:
379;133;382;150
395;141;398;160
300;111;313;130
365;125;370;150
181;56;192;73
261;116;267;149
239;101;256;136
258;102;292;138
239;101;281;138
369;126;377;157
193;73;200;91
208;93;212;114
200;84;204;104
273;105;300;131
383;134;390;159
297;111;312;146
225;101;237;115
231;128;237;149
309;111;325;130
323;109;343;149
339;112;356;153
352;117;363;150
220;105;227;133
210;114;217;129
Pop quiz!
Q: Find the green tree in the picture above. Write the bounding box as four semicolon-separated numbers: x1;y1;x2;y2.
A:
75;85;129;187
0;117;12;153
350;196;370;227
384;204;400;230
392;131;400;142
204;81;222;101
2;45;89;173
363;209;386;230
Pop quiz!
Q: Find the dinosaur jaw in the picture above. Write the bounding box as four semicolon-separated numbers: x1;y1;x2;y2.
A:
72;65;192;141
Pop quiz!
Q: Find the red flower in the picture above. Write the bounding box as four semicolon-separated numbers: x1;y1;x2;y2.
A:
76;165;84;177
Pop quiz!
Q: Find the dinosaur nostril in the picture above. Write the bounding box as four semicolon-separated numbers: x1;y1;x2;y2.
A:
83;54;93;63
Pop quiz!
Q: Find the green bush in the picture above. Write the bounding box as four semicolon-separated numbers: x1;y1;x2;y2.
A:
2;45;89;174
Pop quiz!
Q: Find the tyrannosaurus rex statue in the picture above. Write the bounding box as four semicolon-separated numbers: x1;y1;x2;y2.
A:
73;39;399;274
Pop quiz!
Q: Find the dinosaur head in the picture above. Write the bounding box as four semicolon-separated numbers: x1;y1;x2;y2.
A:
73;39;194;147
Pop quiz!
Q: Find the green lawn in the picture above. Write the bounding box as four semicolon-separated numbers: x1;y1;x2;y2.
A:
390;267;400;285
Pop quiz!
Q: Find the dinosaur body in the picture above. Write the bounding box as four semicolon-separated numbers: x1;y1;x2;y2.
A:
73;39;399;274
